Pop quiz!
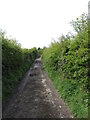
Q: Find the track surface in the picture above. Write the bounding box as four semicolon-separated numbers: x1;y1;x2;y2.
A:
3;58;73;118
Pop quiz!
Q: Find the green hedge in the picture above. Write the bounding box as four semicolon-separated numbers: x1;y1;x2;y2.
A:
42;13;88;118
1;32;38;101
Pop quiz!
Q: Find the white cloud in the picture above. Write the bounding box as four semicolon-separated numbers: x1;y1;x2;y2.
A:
0;0;89;48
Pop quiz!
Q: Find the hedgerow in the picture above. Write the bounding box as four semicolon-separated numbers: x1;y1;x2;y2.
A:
1;31;38;101
42;13;88;118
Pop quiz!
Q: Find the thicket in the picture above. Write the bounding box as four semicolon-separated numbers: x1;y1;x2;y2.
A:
42;13;89;118
1;31;38;101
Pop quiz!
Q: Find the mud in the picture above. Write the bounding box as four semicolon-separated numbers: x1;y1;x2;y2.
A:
2;58;74;118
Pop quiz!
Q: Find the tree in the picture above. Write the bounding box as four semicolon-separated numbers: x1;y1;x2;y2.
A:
70;13;88;33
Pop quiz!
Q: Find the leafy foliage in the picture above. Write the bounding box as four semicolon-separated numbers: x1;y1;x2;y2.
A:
1;31;38;100
42;13;88;118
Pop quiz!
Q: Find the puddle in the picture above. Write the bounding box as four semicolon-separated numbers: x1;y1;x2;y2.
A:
30;73;37;76
34;64;39;69
41;79;46;84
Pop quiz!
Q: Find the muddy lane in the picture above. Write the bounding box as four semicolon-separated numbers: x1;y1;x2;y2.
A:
3;58;73;118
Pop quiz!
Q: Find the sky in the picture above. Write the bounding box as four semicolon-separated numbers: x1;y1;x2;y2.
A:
0;0;89;49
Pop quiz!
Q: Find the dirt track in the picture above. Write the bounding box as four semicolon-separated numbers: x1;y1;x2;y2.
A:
3;58;74;118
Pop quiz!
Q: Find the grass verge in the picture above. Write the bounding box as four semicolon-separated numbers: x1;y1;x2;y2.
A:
43;67;88;118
